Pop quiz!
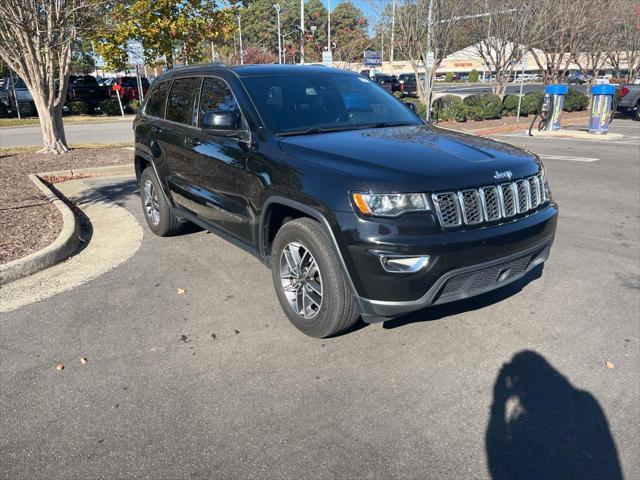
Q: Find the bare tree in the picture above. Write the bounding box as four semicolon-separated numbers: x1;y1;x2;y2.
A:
467;0;533;98
608;0;640;82
385;0;466;103
524;0;592;85
572;8;617;86
0;0;100;154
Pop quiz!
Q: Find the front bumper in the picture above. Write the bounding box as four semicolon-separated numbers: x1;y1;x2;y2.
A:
331;203;558;322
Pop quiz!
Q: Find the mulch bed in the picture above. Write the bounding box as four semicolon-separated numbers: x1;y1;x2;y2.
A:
437;110;591;134
0;148;132;264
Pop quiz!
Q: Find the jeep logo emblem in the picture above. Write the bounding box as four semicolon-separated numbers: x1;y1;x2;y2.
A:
494;170;513;180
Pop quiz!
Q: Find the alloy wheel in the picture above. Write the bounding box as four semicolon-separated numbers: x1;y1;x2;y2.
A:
143;179;160;226
279;242;323;319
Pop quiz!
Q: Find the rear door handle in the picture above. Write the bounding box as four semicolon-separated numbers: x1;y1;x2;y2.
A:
186;136;201;146
151;126;161;134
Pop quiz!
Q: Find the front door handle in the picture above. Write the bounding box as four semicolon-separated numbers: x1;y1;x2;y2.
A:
151;126;161;134
186;136;201;146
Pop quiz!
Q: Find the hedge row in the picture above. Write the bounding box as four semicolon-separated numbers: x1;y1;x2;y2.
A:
430;88;589;123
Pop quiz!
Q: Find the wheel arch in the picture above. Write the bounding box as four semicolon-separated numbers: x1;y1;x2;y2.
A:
259;196;359;297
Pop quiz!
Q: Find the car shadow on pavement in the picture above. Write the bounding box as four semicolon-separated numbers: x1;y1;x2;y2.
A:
382;264;544;330
486;350;623;480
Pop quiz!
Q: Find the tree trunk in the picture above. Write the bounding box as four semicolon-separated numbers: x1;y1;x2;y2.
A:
33;95;69;154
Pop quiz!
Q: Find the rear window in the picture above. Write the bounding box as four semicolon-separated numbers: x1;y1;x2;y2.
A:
69;76;98;86
145;80;170;118
121;77;150;88
165;77;201;125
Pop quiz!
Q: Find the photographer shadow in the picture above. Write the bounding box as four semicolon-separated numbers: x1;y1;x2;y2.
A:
486;350;622;480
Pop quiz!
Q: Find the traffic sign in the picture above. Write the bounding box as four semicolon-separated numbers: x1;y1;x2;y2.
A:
127;40;144;65
426;51;434;68
322;50;333;66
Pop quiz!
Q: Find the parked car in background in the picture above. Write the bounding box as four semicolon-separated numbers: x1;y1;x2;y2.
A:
398;73;419;97
616;84;640;121
567;72;588;85
66;75;111;111
370;73;400;94
595;76;611;85
98;77;117;87
0;75;35;115
111;76;150;105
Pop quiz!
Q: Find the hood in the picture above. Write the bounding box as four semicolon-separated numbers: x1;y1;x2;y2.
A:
279;125;540;192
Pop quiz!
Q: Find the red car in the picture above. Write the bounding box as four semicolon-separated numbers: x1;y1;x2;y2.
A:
111;76;150;104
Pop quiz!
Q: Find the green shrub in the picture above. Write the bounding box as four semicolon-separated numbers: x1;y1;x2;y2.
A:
128;99;141;113
469;69;479;83
0;101;9;118
482;101;503;119
443;101;469;122
502;94;520;115
393;91;403;99
67;101;89;115
563;88;589;112
444;72;453;82
521;91;543;115
467;105;484;121
401;97;426;118
99;99;121;116
463;94;482;107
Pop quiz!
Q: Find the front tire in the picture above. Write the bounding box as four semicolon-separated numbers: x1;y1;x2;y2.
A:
271;218;360;338
139;168;182;236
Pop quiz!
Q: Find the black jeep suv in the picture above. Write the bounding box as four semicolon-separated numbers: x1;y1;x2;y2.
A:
133;64;557;338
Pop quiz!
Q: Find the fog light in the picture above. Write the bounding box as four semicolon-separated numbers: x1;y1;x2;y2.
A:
380;255;430;273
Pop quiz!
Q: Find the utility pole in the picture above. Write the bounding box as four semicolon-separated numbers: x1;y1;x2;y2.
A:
390;0;395;75
274;4;282;64
300;0;305;64
327;0;331;53
237;14;244;65
424;0;433;122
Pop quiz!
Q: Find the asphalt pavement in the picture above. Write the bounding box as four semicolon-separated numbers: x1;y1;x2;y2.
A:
0;120;638;479
0;119;134;148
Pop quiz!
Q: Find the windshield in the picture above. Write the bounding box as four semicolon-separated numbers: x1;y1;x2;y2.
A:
69;76;98;86
241;72;421;135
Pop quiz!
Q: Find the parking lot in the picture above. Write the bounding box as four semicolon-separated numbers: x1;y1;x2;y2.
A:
1;120;638;479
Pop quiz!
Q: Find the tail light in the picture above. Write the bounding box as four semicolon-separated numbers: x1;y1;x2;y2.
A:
619;86;629;98
400;83;404;92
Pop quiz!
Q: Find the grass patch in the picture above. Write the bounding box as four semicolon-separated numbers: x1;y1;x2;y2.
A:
0;114;134;128
0;142;132;156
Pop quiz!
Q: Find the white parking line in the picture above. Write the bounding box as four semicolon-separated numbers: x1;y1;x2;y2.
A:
538;154;600;162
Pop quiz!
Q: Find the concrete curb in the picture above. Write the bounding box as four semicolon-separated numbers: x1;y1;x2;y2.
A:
0;174;80;286
39;164;135;179
528;129;624;140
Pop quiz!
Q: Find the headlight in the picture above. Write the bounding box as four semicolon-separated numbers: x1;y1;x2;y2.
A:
352;192;430;217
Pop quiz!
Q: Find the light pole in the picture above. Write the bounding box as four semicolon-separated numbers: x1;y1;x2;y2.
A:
424;0;433;122
390;0;395;75
237;13;244;65
299;0;304;64
327;0;331;53
274;4;282;64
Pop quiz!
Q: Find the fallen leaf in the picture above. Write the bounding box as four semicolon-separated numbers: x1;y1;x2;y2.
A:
55;363;64;371
80;357;88;365
179;334;189;343
211;333;217;340
177;288;186;295
606;361;615;369
234;329;240;335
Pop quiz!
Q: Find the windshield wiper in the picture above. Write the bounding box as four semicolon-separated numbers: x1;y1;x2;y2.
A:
278;125;359;137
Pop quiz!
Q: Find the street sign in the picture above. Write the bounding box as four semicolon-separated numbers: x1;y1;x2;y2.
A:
426;51;434;69
127;40;144;65
363;50;382;66
322;50;333;66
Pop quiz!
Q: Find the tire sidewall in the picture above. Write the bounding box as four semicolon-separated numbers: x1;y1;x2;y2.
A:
139;168;173;236
271;220;345;338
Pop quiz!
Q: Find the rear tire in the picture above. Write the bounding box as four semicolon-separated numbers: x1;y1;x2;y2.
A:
271;218;360;338
139;167;182;236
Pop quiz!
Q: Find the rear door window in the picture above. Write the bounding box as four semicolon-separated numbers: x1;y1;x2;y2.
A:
145;80;170;118
166;77;201;125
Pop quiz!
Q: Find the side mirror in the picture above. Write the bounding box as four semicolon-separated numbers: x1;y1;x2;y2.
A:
202;110;239;130
405;102;417;113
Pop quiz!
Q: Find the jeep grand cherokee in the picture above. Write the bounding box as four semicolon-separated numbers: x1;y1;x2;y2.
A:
133;64;557;338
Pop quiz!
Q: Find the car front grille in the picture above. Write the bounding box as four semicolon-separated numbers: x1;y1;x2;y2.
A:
432;174;548;228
